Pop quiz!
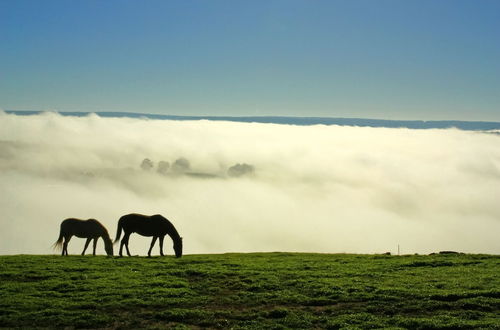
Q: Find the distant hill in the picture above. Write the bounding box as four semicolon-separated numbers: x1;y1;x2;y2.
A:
5;110;500;131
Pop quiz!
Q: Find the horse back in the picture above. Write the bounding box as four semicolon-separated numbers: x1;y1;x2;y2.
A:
61;218;106;238
119;213;171;236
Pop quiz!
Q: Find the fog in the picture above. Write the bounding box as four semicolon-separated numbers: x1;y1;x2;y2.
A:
1;111;500;255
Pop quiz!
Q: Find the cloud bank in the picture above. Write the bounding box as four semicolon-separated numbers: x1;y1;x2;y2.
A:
1;111;500;255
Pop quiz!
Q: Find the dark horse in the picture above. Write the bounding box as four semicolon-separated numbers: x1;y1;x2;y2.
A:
53;218;114;256
114;213;183;258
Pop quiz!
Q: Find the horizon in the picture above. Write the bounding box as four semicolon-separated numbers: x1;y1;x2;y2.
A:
5;110;500;132
6;108;500;123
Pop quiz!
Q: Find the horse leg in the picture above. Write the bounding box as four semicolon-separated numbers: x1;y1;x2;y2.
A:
148;237;158;257
63;235;72;256
119;241;123;257
92;238;98;255
159;235;165;256
125;234;132;256
82;238;91;256
120;232;132;257
119;233;128;257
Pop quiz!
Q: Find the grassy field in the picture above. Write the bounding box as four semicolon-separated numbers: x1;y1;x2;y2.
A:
0;253;499;329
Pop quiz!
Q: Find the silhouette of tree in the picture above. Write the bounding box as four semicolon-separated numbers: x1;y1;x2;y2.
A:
140;158;154;171
172;157;190;173
228;163;254;177
157;160;170;175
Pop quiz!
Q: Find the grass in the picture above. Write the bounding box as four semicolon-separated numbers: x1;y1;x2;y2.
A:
0;253;499;329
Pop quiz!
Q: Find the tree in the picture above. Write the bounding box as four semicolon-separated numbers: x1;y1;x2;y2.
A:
157;160;170;175
228;163;254;177
172;157;190;173
140;158;154;171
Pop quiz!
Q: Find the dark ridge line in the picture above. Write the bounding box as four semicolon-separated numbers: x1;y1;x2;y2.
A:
4;110;500;131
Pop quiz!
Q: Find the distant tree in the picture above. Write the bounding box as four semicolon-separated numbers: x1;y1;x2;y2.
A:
172;157;191;173
140;158;154;171
228;163;254;177
157;160;170;175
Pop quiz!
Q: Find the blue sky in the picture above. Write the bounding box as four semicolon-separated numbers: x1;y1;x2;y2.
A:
1;0;499;120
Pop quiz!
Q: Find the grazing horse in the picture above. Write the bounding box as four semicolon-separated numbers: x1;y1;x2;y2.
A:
53;218;114;256
114;213;183;258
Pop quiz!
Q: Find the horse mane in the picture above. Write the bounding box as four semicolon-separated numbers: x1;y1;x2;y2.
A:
157;215;181;243
100;225;113;243
88;219;112;240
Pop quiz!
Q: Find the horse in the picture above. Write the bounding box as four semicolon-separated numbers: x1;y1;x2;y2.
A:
53;218;114;256
114;213;183;258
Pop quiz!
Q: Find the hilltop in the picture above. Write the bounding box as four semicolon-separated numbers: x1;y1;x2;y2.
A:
1;253;499;328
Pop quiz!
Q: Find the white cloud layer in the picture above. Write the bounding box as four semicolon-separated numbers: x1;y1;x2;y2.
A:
1;111;500;256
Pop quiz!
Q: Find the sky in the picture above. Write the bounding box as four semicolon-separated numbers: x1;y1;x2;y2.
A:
1;0;499;121
1;111;500;255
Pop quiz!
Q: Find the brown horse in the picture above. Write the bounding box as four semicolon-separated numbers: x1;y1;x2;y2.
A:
114;213;183;258
53;218;114;256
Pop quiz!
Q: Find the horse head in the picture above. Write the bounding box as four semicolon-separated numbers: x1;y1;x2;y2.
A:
173;237;183;258
104;237;114;256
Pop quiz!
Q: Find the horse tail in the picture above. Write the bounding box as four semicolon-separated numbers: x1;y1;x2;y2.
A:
52;224;64;251
114;217;123;245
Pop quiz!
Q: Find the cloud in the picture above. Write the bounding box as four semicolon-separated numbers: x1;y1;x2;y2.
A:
1;111;500;255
